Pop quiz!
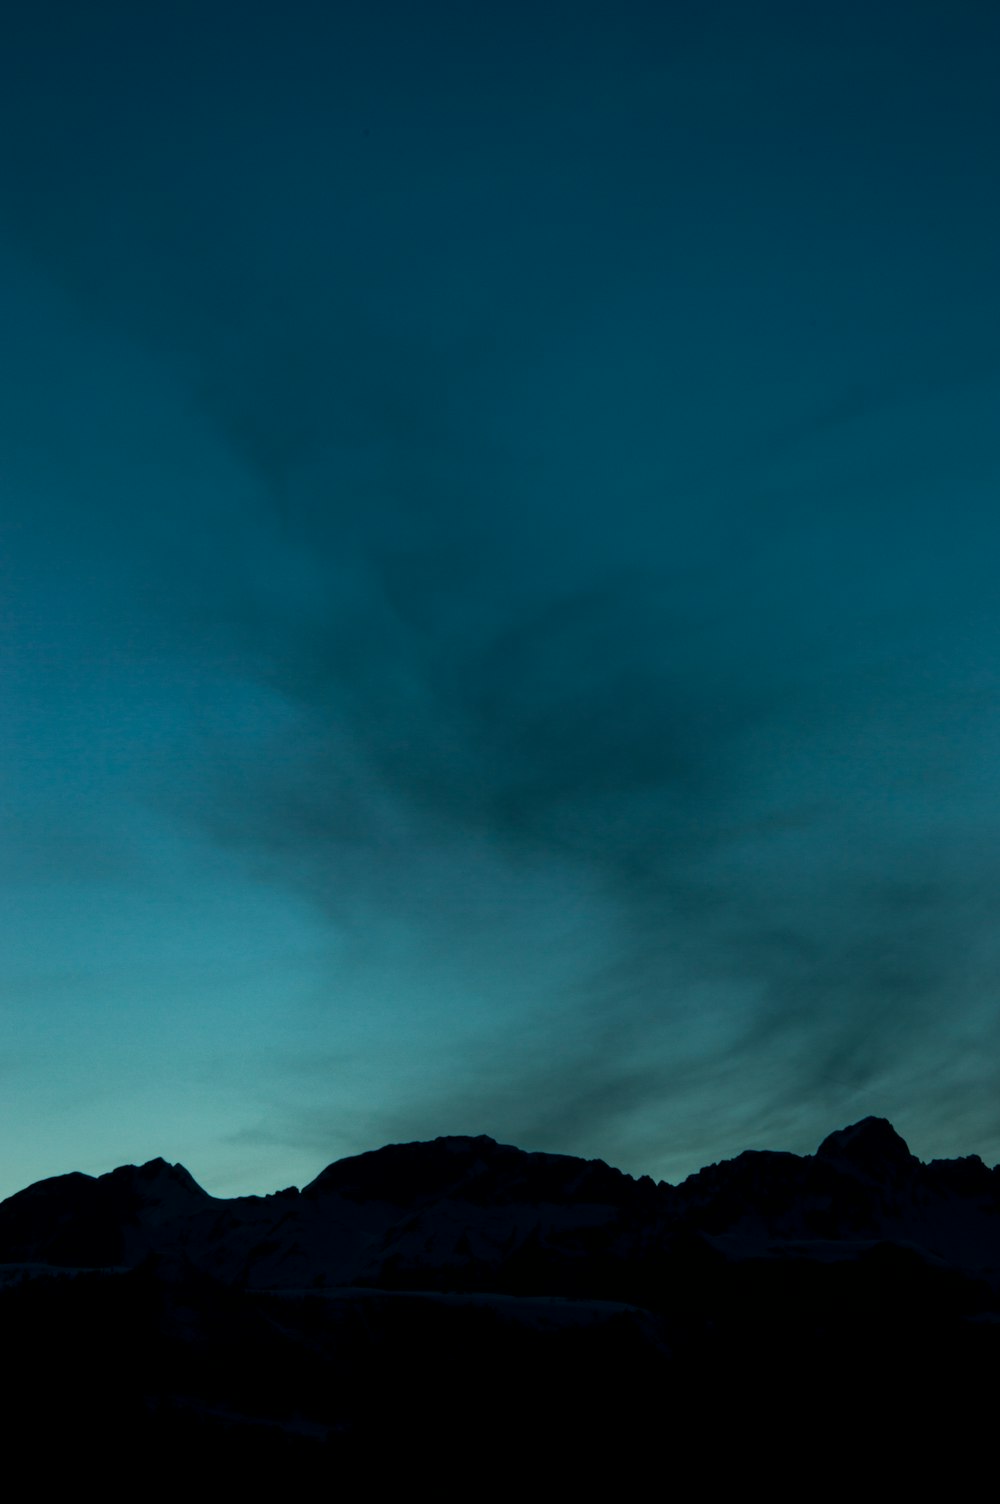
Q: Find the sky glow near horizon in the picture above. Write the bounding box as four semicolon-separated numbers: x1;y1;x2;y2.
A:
2;1;1000;1198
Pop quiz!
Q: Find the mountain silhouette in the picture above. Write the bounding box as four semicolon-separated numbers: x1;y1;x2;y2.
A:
2;1117;997;1484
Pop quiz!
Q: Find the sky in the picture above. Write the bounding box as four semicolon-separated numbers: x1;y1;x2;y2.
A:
2;0;1000;1198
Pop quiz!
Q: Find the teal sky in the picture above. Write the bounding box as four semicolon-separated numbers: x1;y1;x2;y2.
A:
2;1;1000;1197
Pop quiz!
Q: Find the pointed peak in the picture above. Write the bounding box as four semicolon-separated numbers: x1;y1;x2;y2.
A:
815;1117;915;1174
104;1158;210;1200
137;1157;198;1181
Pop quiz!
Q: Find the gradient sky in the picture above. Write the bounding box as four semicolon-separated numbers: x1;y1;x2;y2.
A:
2;1;1000;1198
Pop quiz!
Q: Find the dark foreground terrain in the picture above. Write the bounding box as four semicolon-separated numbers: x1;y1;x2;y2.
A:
2;1117;998;1484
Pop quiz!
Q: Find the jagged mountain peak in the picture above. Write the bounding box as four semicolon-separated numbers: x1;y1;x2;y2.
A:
815;1116;916;1176
104;1157;209;1197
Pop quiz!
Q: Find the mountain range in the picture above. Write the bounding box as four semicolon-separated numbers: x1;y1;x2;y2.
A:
3;1117;997;1482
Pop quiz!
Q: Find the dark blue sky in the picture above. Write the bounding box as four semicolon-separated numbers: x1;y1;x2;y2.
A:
3;1;1000;1196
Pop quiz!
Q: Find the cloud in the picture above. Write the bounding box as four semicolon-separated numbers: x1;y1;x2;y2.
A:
5;0;1000;1184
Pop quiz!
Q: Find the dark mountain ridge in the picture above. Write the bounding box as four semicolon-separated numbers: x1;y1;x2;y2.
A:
3;1117;998;1482
4;1115;999;1288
